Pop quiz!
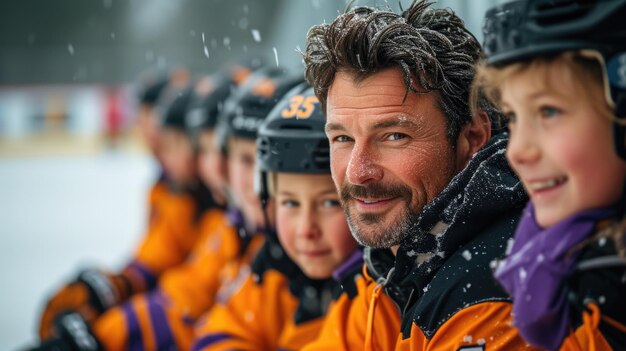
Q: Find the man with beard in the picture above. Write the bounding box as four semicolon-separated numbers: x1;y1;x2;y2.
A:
301;1;539;350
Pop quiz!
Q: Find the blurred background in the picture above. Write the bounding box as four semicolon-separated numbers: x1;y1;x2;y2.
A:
0;0;507;349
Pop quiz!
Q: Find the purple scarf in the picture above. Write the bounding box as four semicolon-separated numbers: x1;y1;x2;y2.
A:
494;203;614;351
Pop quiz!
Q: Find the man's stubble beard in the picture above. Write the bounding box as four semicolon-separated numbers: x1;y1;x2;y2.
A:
340;182;419;248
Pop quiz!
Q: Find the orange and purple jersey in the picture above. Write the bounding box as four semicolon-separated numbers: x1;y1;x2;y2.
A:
93;208;264;351
192;241;363;351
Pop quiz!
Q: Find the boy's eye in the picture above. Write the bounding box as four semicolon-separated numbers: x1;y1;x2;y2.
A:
240;154;255;166
281;199;299;208
386;133;407;141
321;199;341;208
540;106;561;118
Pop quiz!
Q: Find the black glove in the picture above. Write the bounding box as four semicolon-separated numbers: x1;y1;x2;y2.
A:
30;312;104;351
39;269;131;340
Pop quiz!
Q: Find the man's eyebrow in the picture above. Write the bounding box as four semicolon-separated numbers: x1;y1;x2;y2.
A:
325;122;345;133
325;117;422;133
372;118;421;131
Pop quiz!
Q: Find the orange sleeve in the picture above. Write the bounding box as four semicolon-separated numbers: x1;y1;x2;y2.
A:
93;291;195;351
278;317;325;351
192;271;297;351
129;190;200;290
158;209;249;320
93;211;264;351
147;180;168;227
302;271;400;351
395;301;539;351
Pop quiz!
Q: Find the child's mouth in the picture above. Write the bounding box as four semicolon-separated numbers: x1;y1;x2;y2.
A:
528;176;567;191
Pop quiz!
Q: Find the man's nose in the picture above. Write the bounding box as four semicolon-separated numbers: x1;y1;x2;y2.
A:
346;142;383;185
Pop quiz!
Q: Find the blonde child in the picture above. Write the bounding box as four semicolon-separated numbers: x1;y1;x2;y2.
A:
476;0;626;349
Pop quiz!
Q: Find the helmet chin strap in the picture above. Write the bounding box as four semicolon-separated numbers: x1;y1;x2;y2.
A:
613;97;626;160
258;171;274;237
608;92;626;221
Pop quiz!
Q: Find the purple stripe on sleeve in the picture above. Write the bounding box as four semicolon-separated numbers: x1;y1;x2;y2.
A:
127;261;158;290
122;302;145;351
191;333;233;351
146;292;175;350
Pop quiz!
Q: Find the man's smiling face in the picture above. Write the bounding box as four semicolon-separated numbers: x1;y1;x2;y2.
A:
325;68;462;248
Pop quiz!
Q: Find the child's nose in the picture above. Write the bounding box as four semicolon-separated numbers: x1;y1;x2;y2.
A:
297;210;321;239
506;124;540;167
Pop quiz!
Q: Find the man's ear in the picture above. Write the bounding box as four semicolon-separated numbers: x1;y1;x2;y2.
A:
455;110;491;170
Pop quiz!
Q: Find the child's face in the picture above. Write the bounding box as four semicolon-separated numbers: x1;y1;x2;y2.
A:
275;173;358;279
198;130;226;205
502;63;626;228
227;137;263;229
159;128;196;185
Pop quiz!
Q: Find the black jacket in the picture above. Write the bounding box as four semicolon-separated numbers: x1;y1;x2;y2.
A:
365;132;528;339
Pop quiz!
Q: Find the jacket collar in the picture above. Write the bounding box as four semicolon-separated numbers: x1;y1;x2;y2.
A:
366;133;527;307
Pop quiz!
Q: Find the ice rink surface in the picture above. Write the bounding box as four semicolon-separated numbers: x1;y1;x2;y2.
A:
0;151;157;350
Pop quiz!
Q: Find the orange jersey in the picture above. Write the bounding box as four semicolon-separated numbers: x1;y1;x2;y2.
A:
93;209;264;351
158;208;265;320
123;186;208;293
193;241;364;351
192;271;305;351
302;264;401;351
147;177;168;227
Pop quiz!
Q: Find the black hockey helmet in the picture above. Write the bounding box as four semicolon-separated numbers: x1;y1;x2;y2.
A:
257;82;329;175
185;72;235;133
138;66;190;106
216;67;305;152
138;75;168;106
161;86;194;132
483;0;626;157
256;82;329;205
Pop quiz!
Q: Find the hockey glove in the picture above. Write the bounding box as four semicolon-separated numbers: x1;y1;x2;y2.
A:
38;269;132;340
30;312;104;351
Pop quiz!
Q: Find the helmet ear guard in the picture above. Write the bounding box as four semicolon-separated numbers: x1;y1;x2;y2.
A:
483;0;626;158
606;51;626;158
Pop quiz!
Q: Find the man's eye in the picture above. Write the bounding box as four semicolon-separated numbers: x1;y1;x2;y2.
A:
387;133;407;141
334;135;353;143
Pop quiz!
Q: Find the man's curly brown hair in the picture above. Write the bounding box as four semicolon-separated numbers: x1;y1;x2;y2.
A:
303;0;502;142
